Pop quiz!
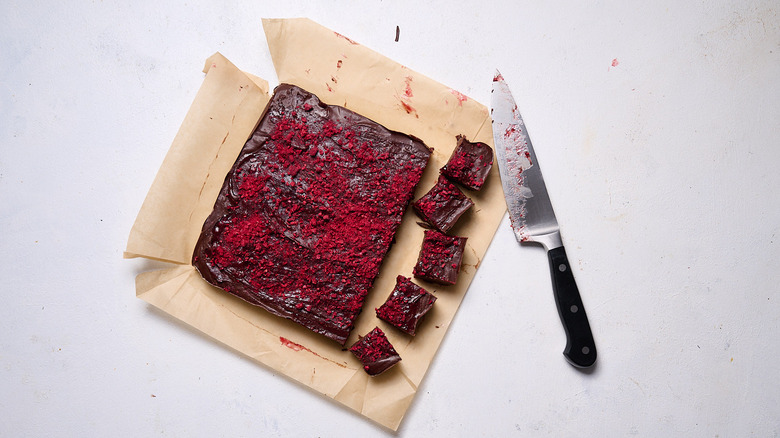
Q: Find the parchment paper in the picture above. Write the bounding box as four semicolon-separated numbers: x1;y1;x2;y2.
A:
126;18;506;430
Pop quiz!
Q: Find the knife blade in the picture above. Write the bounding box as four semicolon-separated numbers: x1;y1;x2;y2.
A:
491;71;597;368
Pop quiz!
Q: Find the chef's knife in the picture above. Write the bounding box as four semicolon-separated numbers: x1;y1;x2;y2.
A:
491;71;597;368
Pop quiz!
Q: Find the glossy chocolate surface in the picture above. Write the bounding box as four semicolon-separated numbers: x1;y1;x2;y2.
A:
192;84;431;345
413;229;467;285
349;326;401;375
376;275;436;336
440;135;493;191
412;175;473;233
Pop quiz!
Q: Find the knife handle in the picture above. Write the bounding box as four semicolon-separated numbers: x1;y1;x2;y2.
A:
547;246;597;368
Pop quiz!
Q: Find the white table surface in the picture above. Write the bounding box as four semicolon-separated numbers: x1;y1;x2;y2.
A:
2;1;779;436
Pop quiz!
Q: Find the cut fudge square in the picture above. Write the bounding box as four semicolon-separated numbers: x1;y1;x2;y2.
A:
412;175;474;233
349;326;402;376
440;134;494;191
191;84;432;346
413;229;467;285
376;275;437;336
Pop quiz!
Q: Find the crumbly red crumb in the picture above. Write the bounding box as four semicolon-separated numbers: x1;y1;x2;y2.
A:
413;229;467;285
440;135;494;191
192;84;431;345
412;175;474;233
349;326;401;375
376;275;436;335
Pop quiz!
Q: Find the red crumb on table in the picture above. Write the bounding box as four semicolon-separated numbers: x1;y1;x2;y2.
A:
611;58;619;67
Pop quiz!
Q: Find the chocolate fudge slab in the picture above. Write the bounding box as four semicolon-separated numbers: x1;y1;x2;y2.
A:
412;175;474;233
440;135;494;191
192;84;432;345
376;275;437;336
413;229;468;285
349;326;402;375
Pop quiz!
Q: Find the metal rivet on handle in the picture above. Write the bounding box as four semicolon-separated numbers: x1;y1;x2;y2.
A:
558;264;567;272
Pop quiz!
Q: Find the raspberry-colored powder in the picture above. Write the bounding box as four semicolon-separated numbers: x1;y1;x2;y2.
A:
413;175;473;233
376;275;436;335
413;229;467;285
349;326;401;375
440;135;494;191
192;84;431;345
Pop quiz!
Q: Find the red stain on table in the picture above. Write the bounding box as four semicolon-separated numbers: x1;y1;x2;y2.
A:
611;58;619;67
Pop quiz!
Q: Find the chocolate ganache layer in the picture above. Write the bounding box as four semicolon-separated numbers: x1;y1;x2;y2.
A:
192;84;432;345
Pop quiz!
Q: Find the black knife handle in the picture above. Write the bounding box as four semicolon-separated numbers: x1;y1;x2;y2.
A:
547;246;597;368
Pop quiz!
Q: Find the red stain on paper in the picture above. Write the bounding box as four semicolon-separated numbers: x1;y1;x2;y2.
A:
403;76;414;98
400;100;417;116
396;75;418;117
279;337;349;368
280;336;304;351
449;89;468;106
334;32;359;45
